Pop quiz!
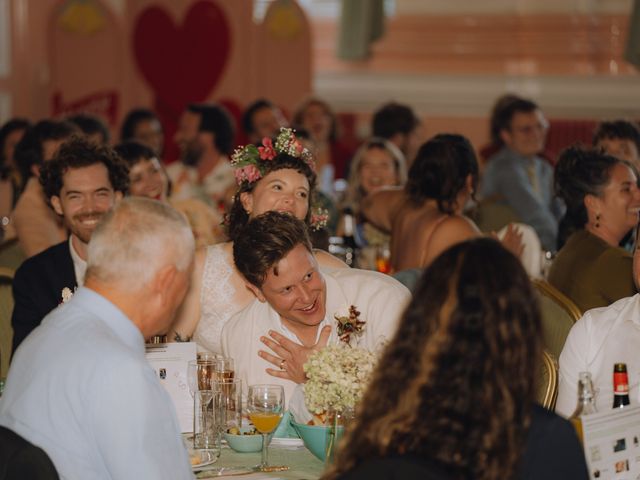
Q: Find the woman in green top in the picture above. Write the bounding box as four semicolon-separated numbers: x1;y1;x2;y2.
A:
549;146;640;312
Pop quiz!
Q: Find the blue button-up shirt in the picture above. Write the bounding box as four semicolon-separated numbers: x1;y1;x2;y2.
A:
0;287;193;479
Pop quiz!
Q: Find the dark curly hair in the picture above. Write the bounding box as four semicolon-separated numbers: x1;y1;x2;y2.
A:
40;136;129;201
405;133;478;213
324;238;541;480
554;146;622;249
227;152;317;242
233;211;312;287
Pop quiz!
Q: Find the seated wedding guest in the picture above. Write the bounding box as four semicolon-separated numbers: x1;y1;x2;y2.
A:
222;211;410;408
0;118;30;238
115;141;225;247
11;120;78;257
340;138;407;248
120;107;165;156
363;134;480;271
168;103;236;211
324;238;588;480
371;102;421;166
168;128;346;354
593;119;640;169
11;137;127;354
479;96;563;251
0;197;195;479
67;113;110;145
363;134;525;273
479;94;520;164
293;96;353;182
242;98;287;144
548;147;639;312
556;225;640;417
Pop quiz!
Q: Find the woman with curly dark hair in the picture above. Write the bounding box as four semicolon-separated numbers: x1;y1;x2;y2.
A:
168;129;346;354
548;146;640;312
362;134;481;271
324;238;588;480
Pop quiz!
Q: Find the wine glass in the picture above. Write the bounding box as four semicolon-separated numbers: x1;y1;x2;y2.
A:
246;384;284;470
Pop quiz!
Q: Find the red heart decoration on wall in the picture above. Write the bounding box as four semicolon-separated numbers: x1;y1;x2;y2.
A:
133;1;231;160
133;1;230;113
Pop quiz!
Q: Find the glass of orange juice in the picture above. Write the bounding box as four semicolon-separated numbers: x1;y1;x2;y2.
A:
246;384;284;469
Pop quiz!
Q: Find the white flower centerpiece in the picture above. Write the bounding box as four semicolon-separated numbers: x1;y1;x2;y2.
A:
297;330;377;462
303;345;376;421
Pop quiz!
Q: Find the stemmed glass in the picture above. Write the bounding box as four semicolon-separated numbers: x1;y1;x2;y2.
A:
246;385;284;470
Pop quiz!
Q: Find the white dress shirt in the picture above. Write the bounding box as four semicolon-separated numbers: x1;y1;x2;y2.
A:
0;288;193;480
68;235;87;286
221;267;410;414
556;294;640;418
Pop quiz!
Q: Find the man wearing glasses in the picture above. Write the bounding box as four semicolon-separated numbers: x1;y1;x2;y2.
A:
480;96;564;251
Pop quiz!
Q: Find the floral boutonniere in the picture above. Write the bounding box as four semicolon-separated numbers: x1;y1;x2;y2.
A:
335;305;365;346
61;287;74;304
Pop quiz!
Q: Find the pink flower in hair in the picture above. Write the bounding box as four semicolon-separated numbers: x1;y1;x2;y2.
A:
235;164;262;184
258;137;277;161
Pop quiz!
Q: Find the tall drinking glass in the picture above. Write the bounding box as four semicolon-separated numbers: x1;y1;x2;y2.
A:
188;358;215;449
246;385;284;469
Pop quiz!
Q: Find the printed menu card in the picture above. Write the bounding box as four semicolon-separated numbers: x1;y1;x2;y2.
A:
582;404;640;479
145;342;197;433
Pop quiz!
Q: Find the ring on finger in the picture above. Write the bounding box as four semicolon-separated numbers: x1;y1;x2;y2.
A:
279;359;286;370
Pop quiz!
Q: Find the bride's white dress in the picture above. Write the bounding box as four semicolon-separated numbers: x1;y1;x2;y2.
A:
192;244;242;354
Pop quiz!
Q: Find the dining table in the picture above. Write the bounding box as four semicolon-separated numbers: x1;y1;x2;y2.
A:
194;440;325;479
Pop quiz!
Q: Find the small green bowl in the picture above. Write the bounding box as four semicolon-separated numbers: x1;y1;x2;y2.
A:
223;427;268;453
291;421;344;461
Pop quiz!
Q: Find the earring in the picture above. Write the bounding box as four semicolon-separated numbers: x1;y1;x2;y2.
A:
595;213;601;228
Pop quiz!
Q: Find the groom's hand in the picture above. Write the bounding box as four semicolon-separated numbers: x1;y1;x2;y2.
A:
258;326;331;384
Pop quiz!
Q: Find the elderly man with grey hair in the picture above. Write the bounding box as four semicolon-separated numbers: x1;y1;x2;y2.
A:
0;197;195;479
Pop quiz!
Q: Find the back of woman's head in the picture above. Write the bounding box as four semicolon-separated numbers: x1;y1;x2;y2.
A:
326;238;541;480
406;134;478;213
554;146;620;248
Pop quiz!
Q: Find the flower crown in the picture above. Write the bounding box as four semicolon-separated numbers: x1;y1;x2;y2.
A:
231;128;316;186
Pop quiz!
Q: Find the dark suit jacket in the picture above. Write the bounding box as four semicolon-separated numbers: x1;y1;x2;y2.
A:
0;426;59;480
11;240;76;355
337;405;588;480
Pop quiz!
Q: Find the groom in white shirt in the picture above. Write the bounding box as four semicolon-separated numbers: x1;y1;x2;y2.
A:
221;212;410;411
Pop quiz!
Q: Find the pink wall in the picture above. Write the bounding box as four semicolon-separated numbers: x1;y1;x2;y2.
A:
1;0;312;157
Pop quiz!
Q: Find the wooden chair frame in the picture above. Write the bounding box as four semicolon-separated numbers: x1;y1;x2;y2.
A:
539;350;559;410
532;278;582;323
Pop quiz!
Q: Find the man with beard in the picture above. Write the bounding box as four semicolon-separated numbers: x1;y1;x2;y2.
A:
167;103;236;211
10;137;128;353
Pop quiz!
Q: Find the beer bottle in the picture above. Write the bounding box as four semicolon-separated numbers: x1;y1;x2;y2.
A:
341;207;358;267
569;372;597;443
613;363;631;409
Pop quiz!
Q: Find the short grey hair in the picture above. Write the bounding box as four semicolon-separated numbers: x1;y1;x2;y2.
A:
86;197;195;289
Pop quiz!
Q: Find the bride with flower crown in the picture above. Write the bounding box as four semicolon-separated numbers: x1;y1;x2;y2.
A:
168;128;346;354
